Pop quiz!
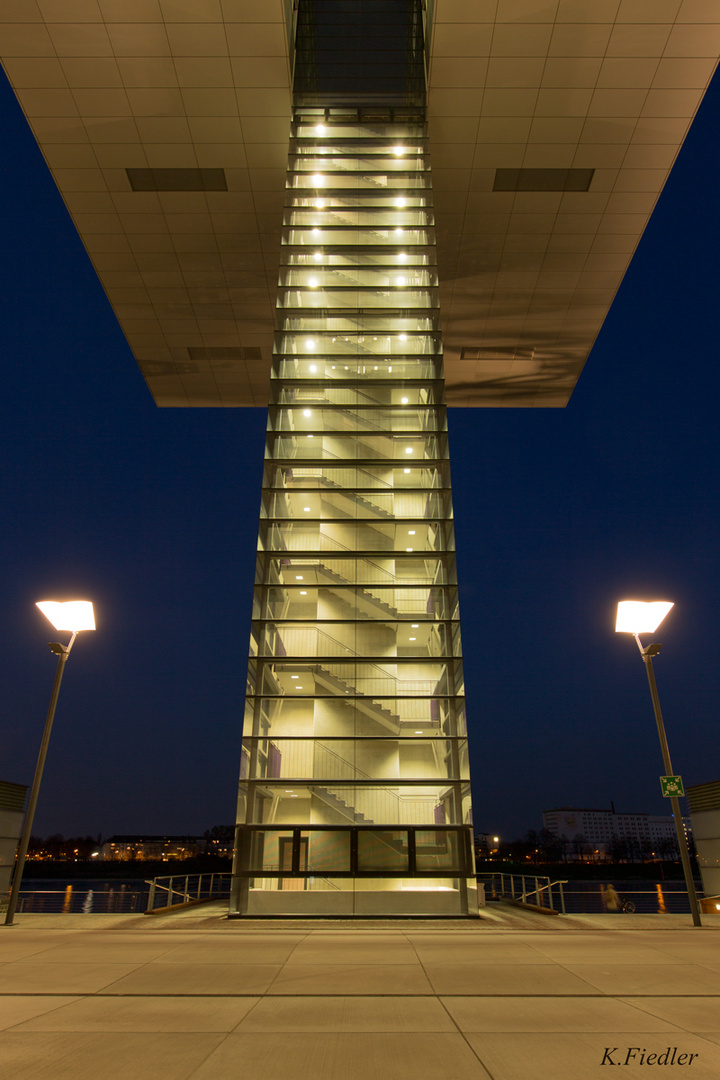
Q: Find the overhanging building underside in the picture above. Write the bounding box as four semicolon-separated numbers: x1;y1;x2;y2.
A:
1;1;717;408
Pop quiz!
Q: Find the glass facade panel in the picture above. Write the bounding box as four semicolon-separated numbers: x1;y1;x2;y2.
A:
230;108;476;918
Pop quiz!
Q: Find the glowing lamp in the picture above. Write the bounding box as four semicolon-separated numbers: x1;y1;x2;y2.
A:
36;600;95;632
615;600;673;635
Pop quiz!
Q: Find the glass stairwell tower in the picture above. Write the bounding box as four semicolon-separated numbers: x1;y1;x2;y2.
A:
229;99;477;916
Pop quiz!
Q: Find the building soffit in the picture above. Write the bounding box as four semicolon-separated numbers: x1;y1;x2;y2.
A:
0;1;717;409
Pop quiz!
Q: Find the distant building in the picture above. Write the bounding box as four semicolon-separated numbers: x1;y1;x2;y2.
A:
99;836;202;862
543;807;684;859
474;833;500;857
0;781;27;894
686;781;720;901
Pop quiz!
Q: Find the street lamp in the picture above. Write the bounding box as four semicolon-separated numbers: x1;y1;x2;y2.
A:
4;600;95;926
615;599;702;927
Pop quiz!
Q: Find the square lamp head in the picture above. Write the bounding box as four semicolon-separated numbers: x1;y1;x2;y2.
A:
36;600;95;632
615;600;673;635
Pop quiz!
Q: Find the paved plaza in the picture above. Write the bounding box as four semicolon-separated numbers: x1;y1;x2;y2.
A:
1;904;719;1080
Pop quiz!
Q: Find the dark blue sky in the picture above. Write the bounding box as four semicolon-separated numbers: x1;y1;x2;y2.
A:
1;66;719;844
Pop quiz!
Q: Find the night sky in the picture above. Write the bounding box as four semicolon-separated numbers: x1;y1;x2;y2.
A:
1;65;719;845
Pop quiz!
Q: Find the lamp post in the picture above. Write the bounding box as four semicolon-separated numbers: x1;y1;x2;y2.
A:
615;600;702;928
4;600;95;926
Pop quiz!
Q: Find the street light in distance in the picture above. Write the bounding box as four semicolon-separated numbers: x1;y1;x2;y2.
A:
4;600;96;926
615;599;702;928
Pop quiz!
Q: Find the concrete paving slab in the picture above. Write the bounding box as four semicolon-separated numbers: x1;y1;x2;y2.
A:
100;961;281;996
407;940;556;963
464;1031;720;1080
562;963;720;996
266;962;433;995
11;994;260;1032
424;961;599;995
619;997;720;1033
0;960;140;994
0;996;80;1030
186;1031;492;1080
11;941;181;964
157;938;304;964
442;995;684;1032
0;1031;226;1080
284;938;418;964
236;995;455;1031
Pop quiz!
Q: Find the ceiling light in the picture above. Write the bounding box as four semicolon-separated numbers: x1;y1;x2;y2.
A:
393;146;405;156
309;364;317;372
303;408;312;416
315;124;326;134
399;333;407;341
409;637;416;641
305;339;315;349
401;396;408;403
291;675;299;679
307;433;314;438
403;467;410;473
406;547;413;552
308;278;318;288
411;623;418;628
408;530;415;535
398;252;406;260
312;227;320;235
415;730;423;734
314;251;322;260
300;591;307;595
315;199;325;208
395;197;406;207
303;506;311;512
295;576;303;580
294;688;303;691
405;447;413;454
311;174;323;185
395;228;403;234
397;277;406;287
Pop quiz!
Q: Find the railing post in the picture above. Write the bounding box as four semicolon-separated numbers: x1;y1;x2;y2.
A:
147;879;156;913
559;881;566;915
184;875;189;903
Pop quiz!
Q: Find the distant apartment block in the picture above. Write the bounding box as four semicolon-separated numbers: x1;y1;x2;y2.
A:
543;807;684;858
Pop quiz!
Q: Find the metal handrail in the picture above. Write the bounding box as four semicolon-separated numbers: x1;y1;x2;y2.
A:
145;872;231;914
486;873;568;914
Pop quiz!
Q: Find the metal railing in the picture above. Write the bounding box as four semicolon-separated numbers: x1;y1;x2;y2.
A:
561;883;704;915
145;872;231;914
481;874;706;915
4;886;146;914
484;873;568;913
